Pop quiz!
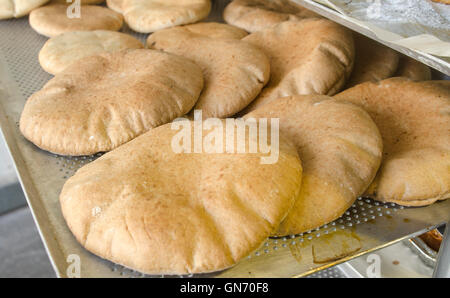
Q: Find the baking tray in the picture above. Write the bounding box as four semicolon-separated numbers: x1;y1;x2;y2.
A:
294;0;450;76
307;263;363;278
0;0;449;278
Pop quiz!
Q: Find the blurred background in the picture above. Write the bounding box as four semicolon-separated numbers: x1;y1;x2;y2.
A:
0;133;55;277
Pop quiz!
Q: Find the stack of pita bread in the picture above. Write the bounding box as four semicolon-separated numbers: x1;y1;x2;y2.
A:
3;0;447;275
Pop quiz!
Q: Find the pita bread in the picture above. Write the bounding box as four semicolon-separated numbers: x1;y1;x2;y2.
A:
147;24;270;118
345;34;399;88
223;0;320;32
60;121;303;274
51;0;105;4
246;95;382;235
173;22;248;39
242;19;354;113
106;0;122;13
20;49;204;156
39;30;143;75
29;4;123;37
395;55;432;81
121;0;211;33
0;0;49;19
334;78;450;206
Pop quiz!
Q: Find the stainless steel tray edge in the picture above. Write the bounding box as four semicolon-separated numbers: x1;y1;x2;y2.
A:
0;55;66;277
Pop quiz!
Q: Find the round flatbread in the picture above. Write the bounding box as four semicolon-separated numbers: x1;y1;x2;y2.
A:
223;0;320;32
29;4;123;37
0;0;49;19
345;34;399;88
395;55;432;81
20;49;204;156
60;121;303;274
242;19;354;113
334;78;450;206
172;22;248;39
246;95;382;235
121;0;211;33
106;0;122;13
147;24;270;118
51;0;105;4
39;30;143;75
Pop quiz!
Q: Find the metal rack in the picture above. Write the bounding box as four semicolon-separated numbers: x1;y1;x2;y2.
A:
294;0;450;76
0;0;449;277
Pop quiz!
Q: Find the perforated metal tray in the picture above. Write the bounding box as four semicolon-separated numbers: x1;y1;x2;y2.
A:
0;0;449;278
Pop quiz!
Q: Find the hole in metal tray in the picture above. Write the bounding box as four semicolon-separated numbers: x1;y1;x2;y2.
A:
306;266;346;278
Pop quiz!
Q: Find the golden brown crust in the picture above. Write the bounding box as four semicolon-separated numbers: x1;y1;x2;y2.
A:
20;49;204;156
395;55;432;81
106;0;123;13
174;22;248;39
0;0;49;19
122;0;211;33
223;0;320;32
419;229;443;252
346;33;399;88
431;0;450;4
147;23;270;118
60;121;303;274
29;4;123;37
246;95;382;235
242;19;355;113
51;0;105;4
334;78;450;206
39;30;144;75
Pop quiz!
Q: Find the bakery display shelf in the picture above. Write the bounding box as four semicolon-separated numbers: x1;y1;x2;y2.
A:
1;0;449;278
294;0;450;76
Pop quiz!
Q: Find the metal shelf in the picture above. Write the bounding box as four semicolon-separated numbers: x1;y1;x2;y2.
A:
294;0;450;76
0;0;449;277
